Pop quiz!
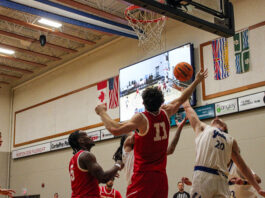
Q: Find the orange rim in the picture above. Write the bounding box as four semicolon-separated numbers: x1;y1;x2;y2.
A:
125;5;166;24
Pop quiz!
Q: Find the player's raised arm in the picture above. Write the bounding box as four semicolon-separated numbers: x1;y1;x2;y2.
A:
165;69;208;117
167;117;187;155
79;151;123;184
95;104;123;130
231;140;265;197
183;100;205;135
95;104;143;136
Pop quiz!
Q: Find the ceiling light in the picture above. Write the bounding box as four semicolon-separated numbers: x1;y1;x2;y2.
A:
38;18;62;28
0;48;15;55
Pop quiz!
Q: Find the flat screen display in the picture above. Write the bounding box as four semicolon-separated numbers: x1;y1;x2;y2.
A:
119;43;195;122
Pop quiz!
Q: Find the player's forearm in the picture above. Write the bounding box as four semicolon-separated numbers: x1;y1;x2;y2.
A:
177;79;200;104
232;152;261;192
99;111;121;130
97;166;120;183
167;128;182;155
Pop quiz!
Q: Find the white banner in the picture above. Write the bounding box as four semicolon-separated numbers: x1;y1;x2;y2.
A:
12;143;50;159
238;92;265;111
50;138;69;151
215;99;238;116
100;129;114;140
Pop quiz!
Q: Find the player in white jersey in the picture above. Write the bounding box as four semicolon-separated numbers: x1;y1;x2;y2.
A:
183;100;265;198
228;160;261;198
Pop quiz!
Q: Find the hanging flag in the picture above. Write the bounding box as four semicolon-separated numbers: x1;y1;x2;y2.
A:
108;76;119;109
97;80;107;105
234;29;250;74
212;38;229;80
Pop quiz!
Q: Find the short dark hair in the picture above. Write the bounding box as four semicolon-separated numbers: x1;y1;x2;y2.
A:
178;181;183;185
68;130;81;154
142;87;164;112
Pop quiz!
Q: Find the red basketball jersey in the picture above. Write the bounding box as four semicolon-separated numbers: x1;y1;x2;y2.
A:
133;109;170;173
99;186;122;198
69;150;100;198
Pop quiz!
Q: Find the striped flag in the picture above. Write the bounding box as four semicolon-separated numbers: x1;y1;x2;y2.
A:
108;76;119;109
234;29;250;74
212;38;229;80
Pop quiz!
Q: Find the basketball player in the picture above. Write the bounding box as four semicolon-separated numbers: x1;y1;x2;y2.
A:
95;69;208;198
99;178;122;198
182;100;265;198
68;130;123;198
115;117;187;186
0;132;15;197
228;160;261;198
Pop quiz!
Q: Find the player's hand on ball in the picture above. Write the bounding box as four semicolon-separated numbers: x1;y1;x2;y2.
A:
195;69;208;82
95;104;107;115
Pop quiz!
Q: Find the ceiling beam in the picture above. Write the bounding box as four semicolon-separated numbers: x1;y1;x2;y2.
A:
0;43;61;61
0;73;21;79
0;14;96;45
0;54;46;67
56;0;128;25
0;64;33;74
0;81;10;85
0;29;77;53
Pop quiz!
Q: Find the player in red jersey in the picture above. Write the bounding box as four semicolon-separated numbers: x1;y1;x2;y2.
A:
99;178;122;198
68;130;123;198
95;69;208;198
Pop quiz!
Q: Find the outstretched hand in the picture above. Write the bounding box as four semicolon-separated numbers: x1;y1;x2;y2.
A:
195;69;208;82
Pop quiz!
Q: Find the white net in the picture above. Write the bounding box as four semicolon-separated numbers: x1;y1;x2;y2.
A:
125;5;166;53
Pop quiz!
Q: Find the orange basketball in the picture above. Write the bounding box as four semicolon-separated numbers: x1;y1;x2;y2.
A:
173;62;193;82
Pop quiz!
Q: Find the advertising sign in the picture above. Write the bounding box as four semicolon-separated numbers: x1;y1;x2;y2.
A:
100;129;114;140
12;143;50;159
238;92;265;111
50;138;69;151
215;99;238;116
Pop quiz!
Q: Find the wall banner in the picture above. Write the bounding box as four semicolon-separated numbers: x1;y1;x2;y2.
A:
100;129;114;140
215;99;238;116
238;92;265;111
12;143;51;159
50;138;69;151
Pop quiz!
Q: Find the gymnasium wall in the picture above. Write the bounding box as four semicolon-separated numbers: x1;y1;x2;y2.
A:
9;0;265;197
0;88;11;189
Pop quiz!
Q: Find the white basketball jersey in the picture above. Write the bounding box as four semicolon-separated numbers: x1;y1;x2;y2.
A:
122;148;134;185
195;125;234;175
229;163;257;198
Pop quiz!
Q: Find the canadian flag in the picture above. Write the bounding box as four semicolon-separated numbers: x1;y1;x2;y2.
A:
97;80;108;105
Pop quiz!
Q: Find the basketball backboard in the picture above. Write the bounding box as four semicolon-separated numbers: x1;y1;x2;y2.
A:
122;0;235;37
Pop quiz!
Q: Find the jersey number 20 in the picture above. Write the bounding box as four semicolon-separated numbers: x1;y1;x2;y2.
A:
215;140;225;150
154;122;167;141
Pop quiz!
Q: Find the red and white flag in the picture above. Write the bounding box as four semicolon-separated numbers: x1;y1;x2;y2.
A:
108;76;119;109
97;80;107;105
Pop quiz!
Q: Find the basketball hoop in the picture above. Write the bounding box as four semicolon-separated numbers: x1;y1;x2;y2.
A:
125;5;167;53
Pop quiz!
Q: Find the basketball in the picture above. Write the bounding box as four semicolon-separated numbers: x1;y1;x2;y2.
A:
173;62;193;82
